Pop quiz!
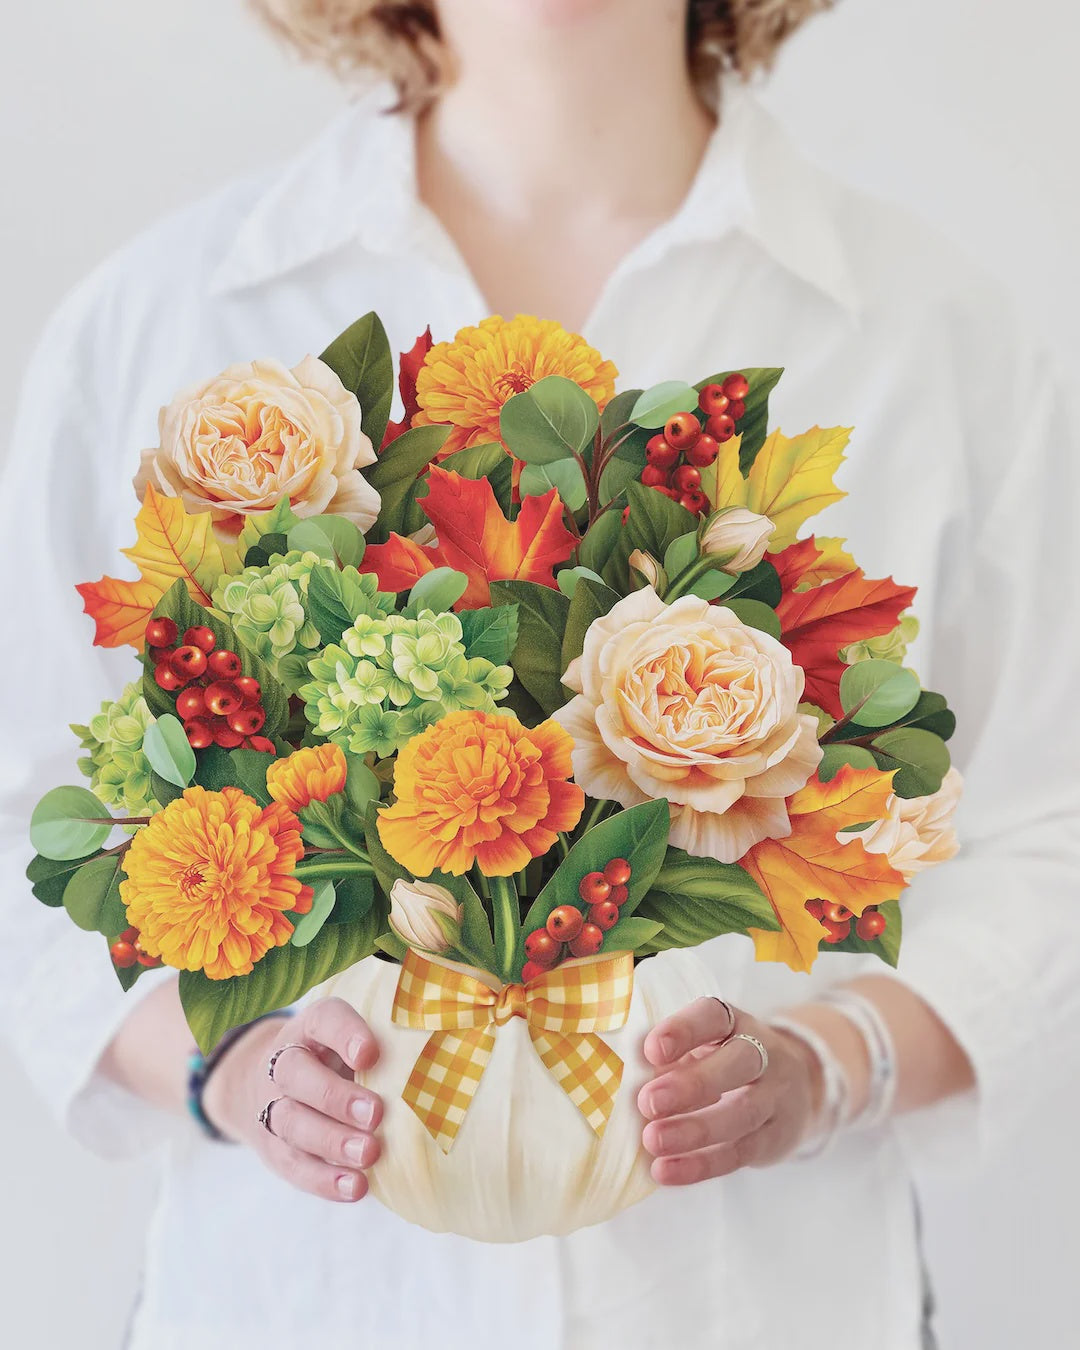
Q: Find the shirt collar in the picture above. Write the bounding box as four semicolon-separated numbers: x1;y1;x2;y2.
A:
210;78;860;316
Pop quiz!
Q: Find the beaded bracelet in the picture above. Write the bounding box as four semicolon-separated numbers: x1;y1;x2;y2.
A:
187;1010;293;1142
769;1014;851;1159
817;988;898;1130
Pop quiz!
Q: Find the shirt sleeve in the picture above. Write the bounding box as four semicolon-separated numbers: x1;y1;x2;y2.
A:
877;327;1080;1171
0;280;186;1159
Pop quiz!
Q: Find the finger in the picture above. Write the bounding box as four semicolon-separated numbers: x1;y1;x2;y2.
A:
260;1135;370;1203
638;1035;766;1119
642;1084;770;1158
650;1118;784;1186
296;997;380;1071
643;996;736;1067
267;1097;382;1170
271;1048;383;1131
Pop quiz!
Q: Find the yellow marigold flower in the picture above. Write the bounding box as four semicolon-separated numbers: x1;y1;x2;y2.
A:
120;786;313;980
266;743;348;814
413;314;618;458
378;710;585;878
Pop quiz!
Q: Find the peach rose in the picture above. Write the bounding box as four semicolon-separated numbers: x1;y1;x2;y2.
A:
134;356;380;539
840;766;962;880
554;588;823;863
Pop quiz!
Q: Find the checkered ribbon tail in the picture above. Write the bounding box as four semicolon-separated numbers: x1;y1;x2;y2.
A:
392;948;635;1153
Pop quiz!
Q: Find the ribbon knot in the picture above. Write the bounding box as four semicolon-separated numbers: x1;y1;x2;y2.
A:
392;947;635;1152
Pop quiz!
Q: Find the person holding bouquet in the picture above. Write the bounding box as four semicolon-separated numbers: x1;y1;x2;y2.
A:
2;2;1077;1348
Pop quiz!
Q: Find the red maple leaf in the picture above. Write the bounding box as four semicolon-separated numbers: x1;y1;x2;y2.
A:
360;466;577;608
381;326;434;450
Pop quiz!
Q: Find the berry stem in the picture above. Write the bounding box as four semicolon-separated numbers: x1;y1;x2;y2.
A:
488;874;520;982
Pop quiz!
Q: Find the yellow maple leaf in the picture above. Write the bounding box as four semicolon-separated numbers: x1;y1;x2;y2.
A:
77;485;231;648
794;536;857;590
744;764;905;973
704;426;851;550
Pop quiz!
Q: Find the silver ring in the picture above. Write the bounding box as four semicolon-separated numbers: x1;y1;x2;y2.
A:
730;1032;769;1080
709;996;737;1044
258;1097;284;1136
267;1042;308;1082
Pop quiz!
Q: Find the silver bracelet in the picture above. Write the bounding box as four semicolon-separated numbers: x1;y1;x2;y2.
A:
769;1014;851;1159
818;988;897;1130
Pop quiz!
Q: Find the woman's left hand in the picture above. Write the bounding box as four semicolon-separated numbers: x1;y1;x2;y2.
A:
638;996;822;1185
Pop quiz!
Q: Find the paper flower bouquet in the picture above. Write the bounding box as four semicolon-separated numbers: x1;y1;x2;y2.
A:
28;312;961;1241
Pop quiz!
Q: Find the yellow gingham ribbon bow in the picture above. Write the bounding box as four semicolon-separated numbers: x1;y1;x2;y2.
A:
392;947;635;1152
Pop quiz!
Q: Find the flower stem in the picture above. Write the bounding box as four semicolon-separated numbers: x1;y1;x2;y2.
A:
488;875;519;982
294;857;374;883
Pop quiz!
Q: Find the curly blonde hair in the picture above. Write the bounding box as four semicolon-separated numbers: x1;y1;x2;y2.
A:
251;1;834;111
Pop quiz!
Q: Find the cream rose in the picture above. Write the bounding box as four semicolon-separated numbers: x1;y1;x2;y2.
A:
699;507;775;573
389;879;464;953
134;355;380;539
840;766;962;881
554;588;823;863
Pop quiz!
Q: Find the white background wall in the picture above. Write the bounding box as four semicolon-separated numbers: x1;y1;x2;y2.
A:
1;1;1076;1346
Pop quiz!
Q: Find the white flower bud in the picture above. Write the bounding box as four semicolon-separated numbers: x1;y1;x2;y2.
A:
628;549;665;591
699;508;775;573
389;879;464;952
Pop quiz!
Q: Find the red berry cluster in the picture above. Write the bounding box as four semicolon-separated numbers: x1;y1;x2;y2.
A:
109;926;163;970
521;857;632;982
805;899;888;945
145;616;274;753
640;373;750;516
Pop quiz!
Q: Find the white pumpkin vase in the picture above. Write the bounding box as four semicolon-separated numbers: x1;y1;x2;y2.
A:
318;946;717;1244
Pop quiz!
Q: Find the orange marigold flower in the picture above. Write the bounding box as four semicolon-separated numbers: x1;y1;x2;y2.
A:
266;744;348;814
377;710;585;878
119;786;313;980
412;314;618;459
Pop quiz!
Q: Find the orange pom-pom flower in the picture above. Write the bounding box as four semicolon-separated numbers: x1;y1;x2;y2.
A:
266;743;348;814
377;710;585;877
119;786;313;980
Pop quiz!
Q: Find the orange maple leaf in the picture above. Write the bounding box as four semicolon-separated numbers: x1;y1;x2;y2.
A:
768;535;857;593
775;568;917;716
76;485;228;648
360;466;577;609
744;764;905;973
382;326;434;449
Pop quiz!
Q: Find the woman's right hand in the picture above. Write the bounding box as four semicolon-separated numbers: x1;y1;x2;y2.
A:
201;997;383;1203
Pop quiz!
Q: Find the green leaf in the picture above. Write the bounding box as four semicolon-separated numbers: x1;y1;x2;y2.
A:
663;531;699;578
597;454;643;507
687;571;736;601
149;770;184;806
180;907;385;1054
457;605;519;666
725;598;781;639
440;443;514;512
592;482;698;592
364;800;409;898
27;853;92;907
694;368;783;473
62;853;127;936
191;745;273;805
839;660;921;729
577;509;623;576
236;499;302;562
556;566;605;600
818;744;878;782
304;566;377;647
843;690;956;744
420;870;498;973
720;558;782;607
828;900;902;968
600;915;664;954
362;424;450;543
30;787;113;861
562;576;620;672
488;580;571;715
519;458;588;511
634;848;778;955
599;388;642;443
630;381;699;429
871;728;950;798
518;801;671;976
375;930;409;961
406;566;469;614
290;880;337;947
343;753;380;815
329;872;375;924
142;580;289;737
142;714;197;789
499;376;599;465
286;515;366;569
320;311;394;449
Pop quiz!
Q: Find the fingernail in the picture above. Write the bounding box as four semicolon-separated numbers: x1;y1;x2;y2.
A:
344;1136;370;1166
648;1090;671;1118
657;1034;676;1062
351;1097;374;1129
336;1173;359;1199
347;1037;365;1067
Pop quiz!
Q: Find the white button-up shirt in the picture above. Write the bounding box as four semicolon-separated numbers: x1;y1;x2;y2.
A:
2;80;1077;1350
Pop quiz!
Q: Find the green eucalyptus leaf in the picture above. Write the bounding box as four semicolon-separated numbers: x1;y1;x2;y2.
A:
30;787;113;861
556;566;605;600
26;853;92;908
236;499;302;561
142;714;197;789
499;375;599;464
871;728;950;798
290;881;337;947
839;660;921;728
687;571;737;601
817;744;878;782
519;458;588;511
343;754;381;814
407;567;469;614
663;531;699;578
286;516;366;568
320;311;394;449
630;381;699;429
725;598;782;639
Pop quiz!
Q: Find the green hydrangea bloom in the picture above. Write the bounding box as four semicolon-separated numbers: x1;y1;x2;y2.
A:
71;681;159;821
300;608;513;757
841;612;920;666
212;550;333;667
